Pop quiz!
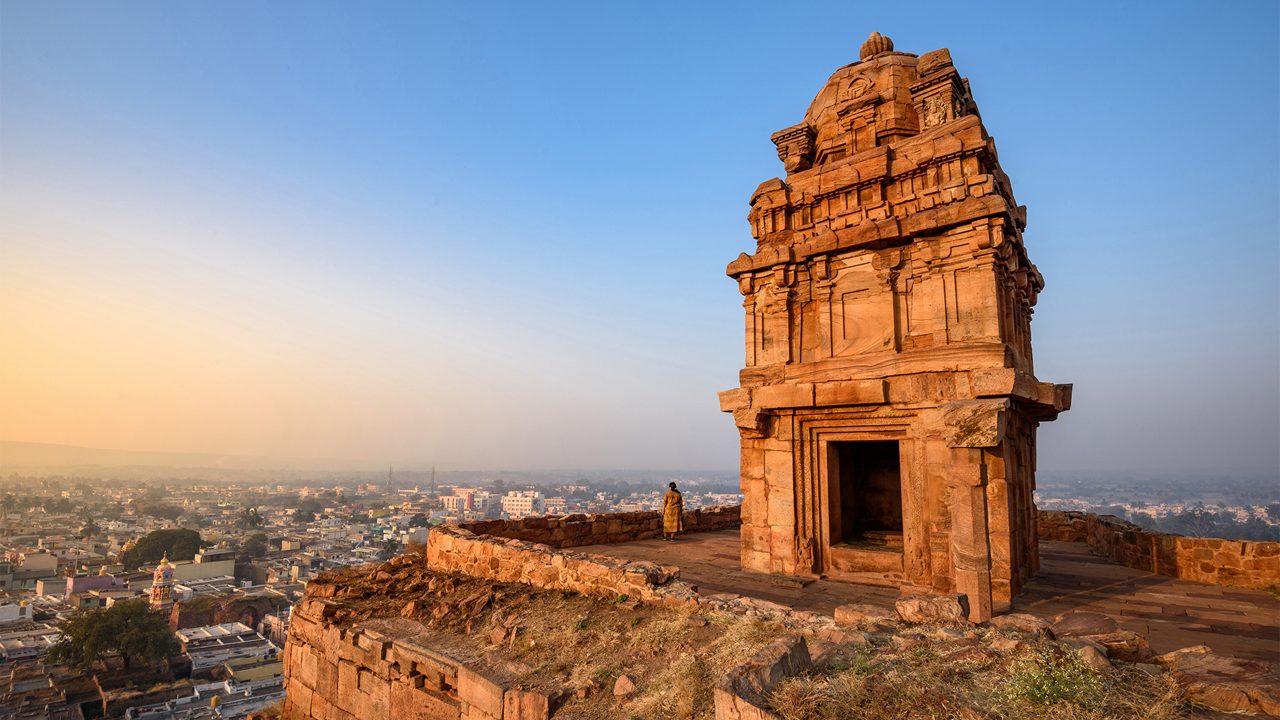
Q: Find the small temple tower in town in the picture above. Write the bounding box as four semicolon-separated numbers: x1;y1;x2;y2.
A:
719;32;1070;621
148;553;175;612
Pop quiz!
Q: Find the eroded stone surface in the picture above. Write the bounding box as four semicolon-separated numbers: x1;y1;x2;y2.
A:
833;602;897;627
722;31;1070;622
1049;611;1154;662
895;593;970;625
715;636;811;720
987;612;1052;638
1155;646;1280;716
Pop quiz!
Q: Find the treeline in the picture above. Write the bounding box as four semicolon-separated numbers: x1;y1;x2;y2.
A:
1123;506;1280;542
119;528;203;569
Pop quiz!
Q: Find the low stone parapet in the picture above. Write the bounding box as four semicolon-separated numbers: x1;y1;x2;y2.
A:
424;506;743;609
1036;509;1090;542
425;523;703;606
1037;510;1280;590
456;505;740;548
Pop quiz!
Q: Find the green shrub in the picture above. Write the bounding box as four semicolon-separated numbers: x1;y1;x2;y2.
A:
1002;646;1104;706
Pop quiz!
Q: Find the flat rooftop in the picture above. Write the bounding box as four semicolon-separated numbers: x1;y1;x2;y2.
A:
577;530;1280;665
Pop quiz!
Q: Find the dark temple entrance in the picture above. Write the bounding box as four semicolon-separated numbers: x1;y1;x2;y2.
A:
828;441;903;548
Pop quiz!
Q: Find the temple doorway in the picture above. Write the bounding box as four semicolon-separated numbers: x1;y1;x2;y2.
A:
828;440;903;549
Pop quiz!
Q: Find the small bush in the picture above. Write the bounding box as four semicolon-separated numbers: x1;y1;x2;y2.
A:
1001;646;1104;707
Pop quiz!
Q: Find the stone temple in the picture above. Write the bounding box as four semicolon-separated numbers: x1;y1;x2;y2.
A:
718;32;1071;621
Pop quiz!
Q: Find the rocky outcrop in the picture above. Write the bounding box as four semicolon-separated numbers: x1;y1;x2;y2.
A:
1037;510;1280;590
1155;646;1280;717
168;593;279;631
1050;611;1154;663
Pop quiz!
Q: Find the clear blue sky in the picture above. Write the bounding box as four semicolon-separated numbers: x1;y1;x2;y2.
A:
2;1;1277;476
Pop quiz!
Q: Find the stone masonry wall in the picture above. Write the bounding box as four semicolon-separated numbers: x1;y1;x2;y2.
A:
426;524;705;607
282;598;562;720
456;505;740;549
1037;510;1280;590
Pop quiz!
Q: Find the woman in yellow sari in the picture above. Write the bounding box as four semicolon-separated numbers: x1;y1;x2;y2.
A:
662;482;684;541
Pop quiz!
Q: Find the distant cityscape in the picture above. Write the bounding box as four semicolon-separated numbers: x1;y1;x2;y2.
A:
0;466;1273;717
1034;472;1280;542
0;468;740;718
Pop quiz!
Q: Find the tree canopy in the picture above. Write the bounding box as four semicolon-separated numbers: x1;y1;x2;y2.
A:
119;528;202;569
240;532;269;559
78;519;101;539
134;502;183;522
48;599;178;670
237;507;264;529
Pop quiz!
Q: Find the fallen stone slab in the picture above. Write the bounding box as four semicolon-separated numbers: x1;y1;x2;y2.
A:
895;594;970;625
988;612;1053;638
1155;645;1280;717
1049;611;1152;662
714;635;811;720
1083;629;1154;663
816;626;871;646
1049;610;1119;638
834;602;897;627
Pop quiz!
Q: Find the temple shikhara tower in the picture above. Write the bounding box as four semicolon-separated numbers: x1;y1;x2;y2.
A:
148;553;175;612
720;32;1071;620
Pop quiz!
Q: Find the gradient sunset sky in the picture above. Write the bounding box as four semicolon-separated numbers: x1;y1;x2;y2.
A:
2;2;1277;475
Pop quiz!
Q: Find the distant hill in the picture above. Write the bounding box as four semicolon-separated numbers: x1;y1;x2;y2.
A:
0;440;376;476
1;440;259;469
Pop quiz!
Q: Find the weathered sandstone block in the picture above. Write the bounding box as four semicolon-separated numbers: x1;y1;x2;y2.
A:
895;593;970;625
1156;646;1280;716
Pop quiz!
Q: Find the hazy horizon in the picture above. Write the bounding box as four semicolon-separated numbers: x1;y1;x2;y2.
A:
3;2;1278;477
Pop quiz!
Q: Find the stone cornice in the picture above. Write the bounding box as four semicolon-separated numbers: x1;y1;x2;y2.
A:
729;194;1020;277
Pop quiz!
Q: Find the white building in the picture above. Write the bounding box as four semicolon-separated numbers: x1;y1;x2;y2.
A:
177;622;279;672
0;602;32;625
171;548;237;583
123;677;286;720
500;491;545;519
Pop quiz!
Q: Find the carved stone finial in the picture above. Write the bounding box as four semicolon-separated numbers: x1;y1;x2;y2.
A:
860;31;894;60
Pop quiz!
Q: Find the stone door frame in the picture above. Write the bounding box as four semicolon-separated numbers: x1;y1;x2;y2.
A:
793;408;927;587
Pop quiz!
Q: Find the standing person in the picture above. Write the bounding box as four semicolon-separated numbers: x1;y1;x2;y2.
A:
662;482;684;541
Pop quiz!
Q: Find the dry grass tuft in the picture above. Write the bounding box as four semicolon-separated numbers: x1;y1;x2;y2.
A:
771;638;1187;720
